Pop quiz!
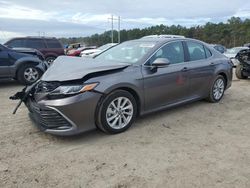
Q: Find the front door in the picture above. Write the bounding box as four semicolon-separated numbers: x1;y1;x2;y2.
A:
142;41;190;111
0;46;10;78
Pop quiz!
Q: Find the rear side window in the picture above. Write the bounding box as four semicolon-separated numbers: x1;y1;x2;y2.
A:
186;41;206;61
149;41;185;64
6;39;25;48
45;39;62;48
26;39;46;49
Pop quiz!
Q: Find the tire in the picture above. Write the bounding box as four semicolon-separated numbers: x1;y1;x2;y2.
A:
96;90;137;134
45;56;56;66
207;75;226;103
17;64;42;85
235;64;248;79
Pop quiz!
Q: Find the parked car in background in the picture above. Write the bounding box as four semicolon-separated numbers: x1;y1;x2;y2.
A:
235;49;250;79
224;47;249;67
244;43;250;48
11;36;232;136
209;44;226;54
67;46;96;56
80;43;117;57
4;37;65;65
0;44;47;85
64;43;82;54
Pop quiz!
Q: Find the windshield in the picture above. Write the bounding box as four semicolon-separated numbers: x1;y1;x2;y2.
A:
95;41;157;64
98;43;115;50
226;47;247;54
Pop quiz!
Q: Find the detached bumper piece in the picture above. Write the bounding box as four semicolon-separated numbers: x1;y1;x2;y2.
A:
27;100;72;131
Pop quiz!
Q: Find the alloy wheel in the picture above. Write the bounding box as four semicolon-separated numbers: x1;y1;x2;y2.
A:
106;97;134;129
24;67;39;82
213;78;225;100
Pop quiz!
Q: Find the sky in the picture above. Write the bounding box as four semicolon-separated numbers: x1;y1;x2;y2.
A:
0;0;250;43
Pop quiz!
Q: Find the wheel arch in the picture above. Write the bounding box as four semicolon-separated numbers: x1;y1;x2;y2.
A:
14;60;40;78
96;86;142;118
44;53;57;59
115;87;141;117
217;72;228;87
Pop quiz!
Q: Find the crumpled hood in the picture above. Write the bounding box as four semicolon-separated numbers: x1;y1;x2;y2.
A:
41;56;130;82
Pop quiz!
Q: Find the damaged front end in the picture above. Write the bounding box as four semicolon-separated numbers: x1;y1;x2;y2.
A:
236;49;250;77
10;81;38;114
10;79;103;135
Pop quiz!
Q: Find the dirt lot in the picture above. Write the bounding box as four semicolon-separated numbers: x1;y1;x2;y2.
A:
0;76;250;188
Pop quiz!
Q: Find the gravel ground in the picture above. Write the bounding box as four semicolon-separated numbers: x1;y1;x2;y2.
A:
0;76;250;188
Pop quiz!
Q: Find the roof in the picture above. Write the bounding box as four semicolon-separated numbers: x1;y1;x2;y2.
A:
141;35;185;39
9;36;58;40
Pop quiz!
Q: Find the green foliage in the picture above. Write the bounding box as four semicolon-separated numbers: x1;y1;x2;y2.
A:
59;17;250;48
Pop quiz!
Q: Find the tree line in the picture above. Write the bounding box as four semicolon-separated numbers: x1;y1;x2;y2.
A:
59;17;250;48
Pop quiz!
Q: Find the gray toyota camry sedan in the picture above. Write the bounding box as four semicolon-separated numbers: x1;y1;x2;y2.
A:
12;36;233;135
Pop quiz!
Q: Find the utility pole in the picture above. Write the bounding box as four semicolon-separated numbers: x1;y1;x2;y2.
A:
118;16;121;43
108;15;121;43
111;15;114;43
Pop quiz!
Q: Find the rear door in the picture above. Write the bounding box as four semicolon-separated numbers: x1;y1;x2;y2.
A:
0;46;11;78
142;41;190;111
184;41;215;97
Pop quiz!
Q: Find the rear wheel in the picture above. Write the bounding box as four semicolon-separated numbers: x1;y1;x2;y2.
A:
96;90;137;134
17;64;42;85
45;56;56;66
235;64;248;79
207;75;226;103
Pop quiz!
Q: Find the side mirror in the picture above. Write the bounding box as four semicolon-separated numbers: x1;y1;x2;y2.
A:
151;58;170;68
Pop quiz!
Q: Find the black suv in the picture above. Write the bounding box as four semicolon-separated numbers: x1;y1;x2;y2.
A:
235;49;250;79
4;37;65;65
0;44;47;85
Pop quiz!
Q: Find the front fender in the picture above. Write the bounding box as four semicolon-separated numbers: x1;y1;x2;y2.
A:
11;57;47;77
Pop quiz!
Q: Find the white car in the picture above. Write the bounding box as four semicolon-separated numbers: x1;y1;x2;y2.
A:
80;43;117;57
224;47;249;67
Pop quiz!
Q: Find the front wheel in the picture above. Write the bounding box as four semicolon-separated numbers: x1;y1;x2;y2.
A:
17;64;42;85
207;75;226;103
96;90;137;134
235;64;248;79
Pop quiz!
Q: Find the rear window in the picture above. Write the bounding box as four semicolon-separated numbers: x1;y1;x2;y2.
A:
45;39;62;48
26;39;46;49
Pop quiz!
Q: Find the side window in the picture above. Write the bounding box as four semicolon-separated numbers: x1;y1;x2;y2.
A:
204;46;212;58
45;39;62;48
6;39;24;48
149;41;185;64
26;39;46;49
186;41;206;61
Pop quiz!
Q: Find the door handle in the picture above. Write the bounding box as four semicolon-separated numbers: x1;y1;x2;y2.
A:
181;67;188;72
210;62;215;66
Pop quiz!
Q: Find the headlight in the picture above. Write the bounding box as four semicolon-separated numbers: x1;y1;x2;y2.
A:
50;83;98;95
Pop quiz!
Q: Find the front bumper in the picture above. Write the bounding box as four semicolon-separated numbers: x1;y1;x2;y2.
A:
26;92;102;136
